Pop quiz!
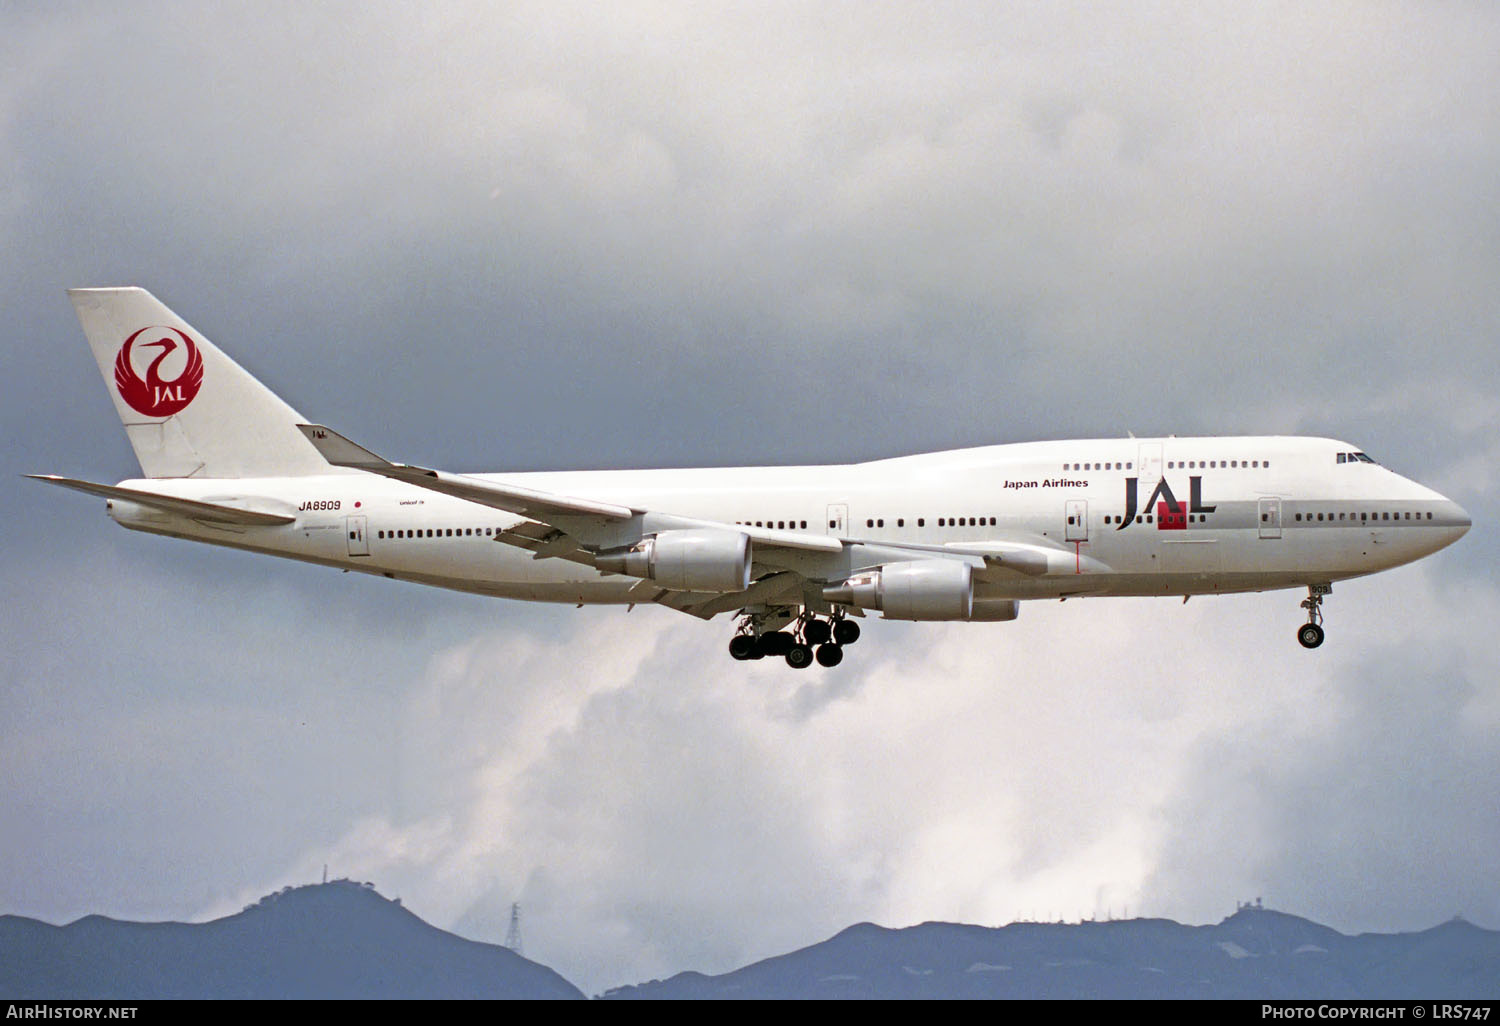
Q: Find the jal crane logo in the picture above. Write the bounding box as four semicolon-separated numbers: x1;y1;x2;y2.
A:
113;326;204;417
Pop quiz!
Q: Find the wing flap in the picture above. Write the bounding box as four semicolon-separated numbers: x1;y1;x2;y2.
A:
623;571;803;620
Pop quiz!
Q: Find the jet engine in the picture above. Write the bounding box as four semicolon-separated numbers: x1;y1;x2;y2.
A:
595;529;752;592
822;559;1020;622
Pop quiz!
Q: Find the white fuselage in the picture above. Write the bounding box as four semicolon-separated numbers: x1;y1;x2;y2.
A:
102;435;1470;611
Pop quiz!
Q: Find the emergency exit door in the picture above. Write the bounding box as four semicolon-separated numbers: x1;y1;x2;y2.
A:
1066;500;1088;542
346;515;370;556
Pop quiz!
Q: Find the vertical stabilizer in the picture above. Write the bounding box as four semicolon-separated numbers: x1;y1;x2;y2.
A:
68;287;335;478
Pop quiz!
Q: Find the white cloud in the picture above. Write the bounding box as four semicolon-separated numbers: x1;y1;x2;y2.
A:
215;553;1496;994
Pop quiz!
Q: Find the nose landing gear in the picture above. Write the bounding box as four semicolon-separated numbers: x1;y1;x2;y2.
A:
1297;584;1330;648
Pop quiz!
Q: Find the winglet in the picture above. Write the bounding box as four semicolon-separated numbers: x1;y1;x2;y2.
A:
296;424;410;473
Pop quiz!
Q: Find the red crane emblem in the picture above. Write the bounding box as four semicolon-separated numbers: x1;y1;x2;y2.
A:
114;326;204;417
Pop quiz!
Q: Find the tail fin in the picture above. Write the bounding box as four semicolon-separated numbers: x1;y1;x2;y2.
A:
69;287;333;478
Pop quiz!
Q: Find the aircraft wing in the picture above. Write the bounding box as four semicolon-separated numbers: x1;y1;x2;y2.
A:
296;425;1106;618
27;475;295;526
296;424;843;558
295;424;637;522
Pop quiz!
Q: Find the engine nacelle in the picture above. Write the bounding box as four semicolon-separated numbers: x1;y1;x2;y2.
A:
595;529;752;592
823;560;1023;622
825;559;972;620
969;597;1020;622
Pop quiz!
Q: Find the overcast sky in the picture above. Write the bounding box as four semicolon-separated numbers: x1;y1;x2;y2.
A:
2;1;1497;995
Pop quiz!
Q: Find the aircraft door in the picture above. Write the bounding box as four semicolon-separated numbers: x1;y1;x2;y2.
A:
1138;443;1163;486
1065;500;1088;542
826;504;848;538
1258;497;1282;539
346;515;370;556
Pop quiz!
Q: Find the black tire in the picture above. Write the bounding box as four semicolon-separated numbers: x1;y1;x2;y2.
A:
815;643;843;667
832;619;861;646
1298;623;1325;649
762;630;794;656
786;644;814;669
728;635;757;661
803;619;831;646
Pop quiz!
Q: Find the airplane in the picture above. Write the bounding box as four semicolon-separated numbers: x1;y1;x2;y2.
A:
33;287;1471;668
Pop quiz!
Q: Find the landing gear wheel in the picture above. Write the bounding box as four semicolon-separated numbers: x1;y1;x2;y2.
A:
728;635;758;661
786;644;814;669
1298;583;1330;650
761;631;794;656
815;643;843;667
802;619;831;646
832;619;861;646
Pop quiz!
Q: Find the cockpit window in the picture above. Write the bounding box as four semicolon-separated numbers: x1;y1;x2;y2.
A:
1338;451;1378;465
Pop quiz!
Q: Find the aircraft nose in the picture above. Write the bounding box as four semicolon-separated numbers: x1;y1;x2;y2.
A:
1449;499;1472;535
1430;496;1471;552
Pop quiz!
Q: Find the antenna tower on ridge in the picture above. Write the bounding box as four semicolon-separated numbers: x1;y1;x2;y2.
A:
505;902;524;956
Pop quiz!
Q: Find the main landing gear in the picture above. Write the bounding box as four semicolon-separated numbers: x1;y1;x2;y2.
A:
728;611;859;668
1297;583;1331;649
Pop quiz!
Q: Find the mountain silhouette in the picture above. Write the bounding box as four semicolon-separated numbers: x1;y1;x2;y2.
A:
0;880;581;999
603;906;1500;999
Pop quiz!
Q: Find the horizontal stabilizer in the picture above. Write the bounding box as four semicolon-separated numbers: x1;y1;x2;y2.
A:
27;475;294;526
